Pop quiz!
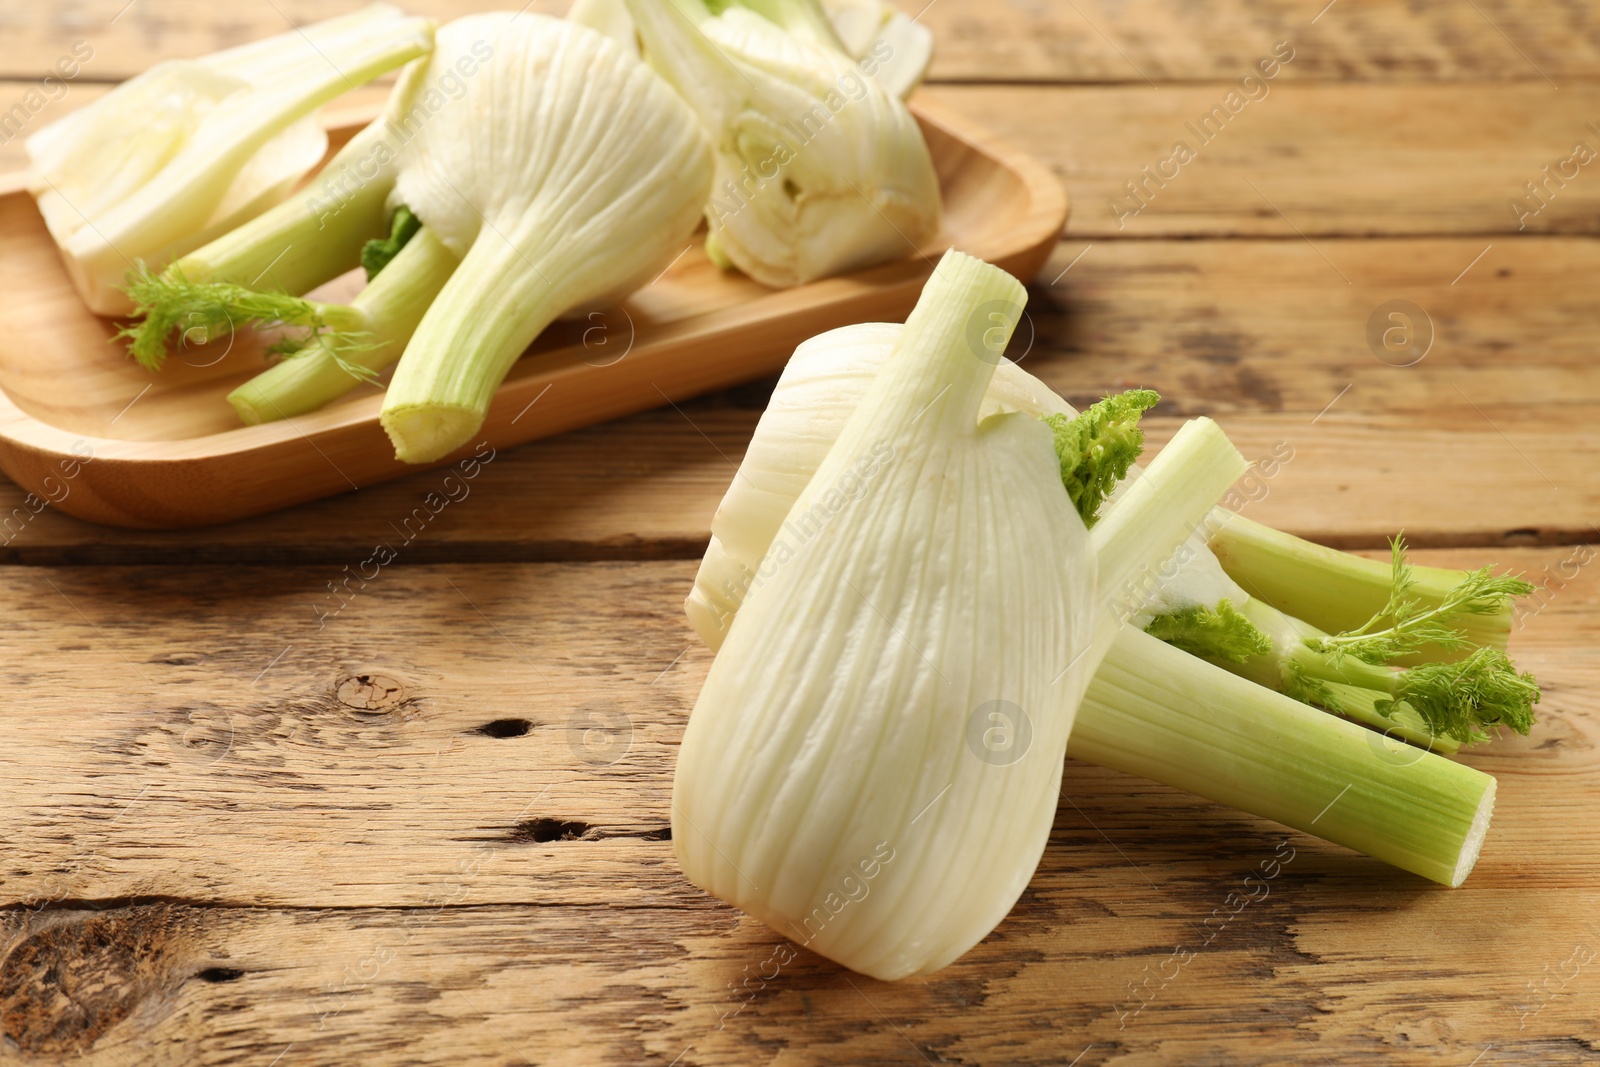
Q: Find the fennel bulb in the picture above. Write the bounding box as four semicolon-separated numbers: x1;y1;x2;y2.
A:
568;0;931;96
625;0;941;287
676;251;1096;980
27;4;433;316
378;13;712;462
691;321;1537;748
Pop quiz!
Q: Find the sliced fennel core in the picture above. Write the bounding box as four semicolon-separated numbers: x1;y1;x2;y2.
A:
625;0;941;287
26;4;434;316
682;310;1519;897
125;14;713;465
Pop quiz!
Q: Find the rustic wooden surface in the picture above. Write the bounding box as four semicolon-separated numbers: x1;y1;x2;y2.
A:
2;2;1597;1065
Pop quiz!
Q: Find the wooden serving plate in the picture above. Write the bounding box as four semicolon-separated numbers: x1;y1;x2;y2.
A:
0;97;1067;528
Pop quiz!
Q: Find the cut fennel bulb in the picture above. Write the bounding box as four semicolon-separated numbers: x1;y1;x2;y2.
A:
674;251;1248;979
682;310;1508;895
625;0;941;287
126;13;713;465
26;4;433;316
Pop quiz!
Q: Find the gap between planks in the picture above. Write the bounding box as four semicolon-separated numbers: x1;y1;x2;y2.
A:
0;528;1592;569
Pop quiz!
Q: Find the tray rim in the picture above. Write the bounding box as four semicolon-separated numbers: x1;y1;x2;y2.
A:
0;95;1068;526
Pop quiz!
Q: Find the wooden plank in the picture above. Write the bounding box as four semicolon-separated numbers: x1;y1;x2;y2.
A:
0;235;1594;559
8;81;1600;238
0;561;704;910
918;82;1600;238
910;0;1599;85
3;892;1597;1066
0;0;1594;84
0;549;1593;912
1;549;1596;1064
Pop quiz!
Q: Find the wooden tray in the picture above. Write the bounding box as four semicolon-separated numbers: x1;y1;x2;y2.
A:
0;97;1067;528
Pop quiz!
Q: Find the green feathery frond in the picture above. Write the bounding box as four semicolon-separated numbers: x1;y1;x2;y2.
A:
1283;659;1341;712
360;205;423;281
1279;533;1542;744
1378;647;1541;745
1307;534;1535;664
1145;598;1273;665
120;266;369;373
1045;388;1160;528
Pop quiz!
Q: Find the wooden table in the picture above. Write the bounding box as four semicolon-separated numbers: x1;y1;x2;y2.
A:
3;2;1598;1064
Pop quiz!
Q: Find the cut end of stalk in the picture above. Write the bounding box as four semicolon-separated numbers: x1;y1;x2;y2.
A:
227;386;270;426
381;404;484;464
880;249;1026;431
1090;416;1248;609
1450;775;1496;888
704;230;734;270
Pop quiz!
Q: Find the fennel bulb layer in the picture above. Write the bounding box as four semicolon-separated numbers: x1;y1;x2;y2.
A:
819;0;935;96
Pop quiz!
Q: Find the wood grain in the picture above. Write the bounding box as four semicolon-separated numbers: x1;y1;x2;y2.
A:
920;82;1600;238
0;0;1595;84
4;893;1598;1066
910;0;1600;85
1;549;1595;1064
